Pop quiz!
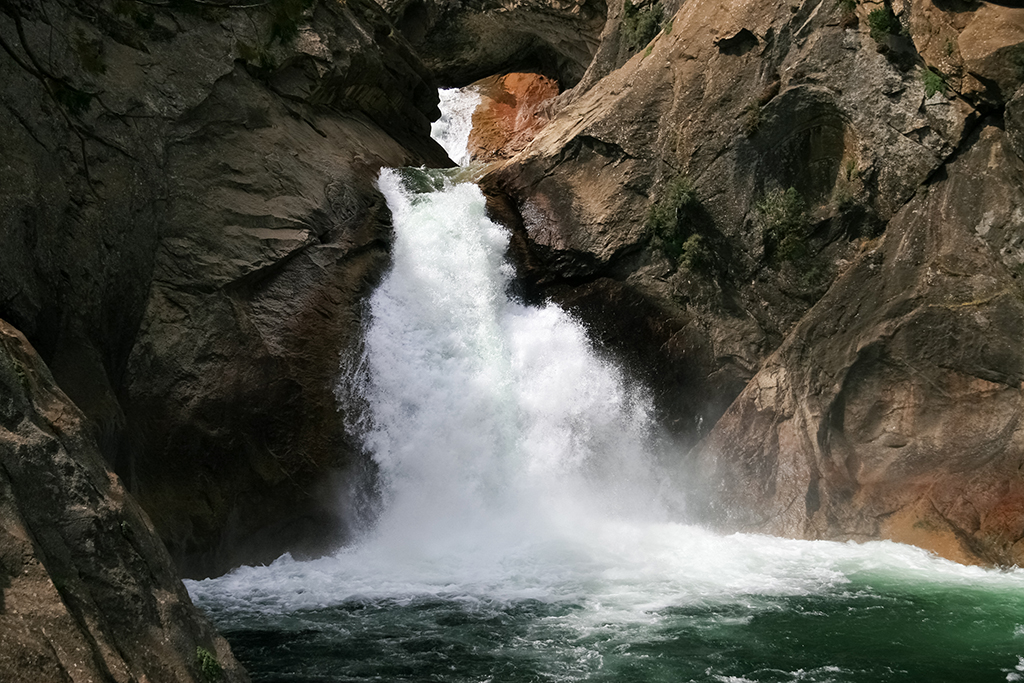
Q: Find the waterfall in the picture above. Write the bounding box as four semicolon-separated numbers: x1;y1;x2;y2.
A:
186;87;1024;683
431;87;481;166
353;170;667;550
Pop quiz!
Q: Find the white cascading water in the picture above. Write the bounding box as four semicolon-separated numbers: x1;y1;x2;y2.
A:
187;88;1024;683
430;87;481;166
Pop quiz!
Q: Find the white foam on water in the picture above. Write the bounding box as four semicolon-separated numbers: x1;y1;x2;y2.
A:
187;89;1024;677
189;170;1024;630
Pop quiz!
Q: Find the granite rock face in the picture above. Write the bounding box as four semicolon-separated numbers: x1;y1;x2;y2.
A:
487;0;979;446
0;0;447;577
484;0;1024;563
0;319;249;683
690;124;1024;566
468;72;560;162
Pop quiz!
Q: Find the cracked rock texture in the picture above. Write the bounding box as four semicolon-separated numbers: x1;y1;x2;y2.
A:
376;0;608;87
691;124;1024;565
468;72;560;161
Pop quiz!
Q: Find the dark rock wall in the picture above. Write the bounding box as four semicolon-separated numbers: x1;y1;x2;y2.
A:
0;0;448;577
376;0;608;87
0;320;249;682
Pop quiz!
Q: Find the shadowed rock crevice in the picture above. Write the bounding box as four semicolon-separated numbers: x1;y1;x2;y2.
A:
375;0;609;88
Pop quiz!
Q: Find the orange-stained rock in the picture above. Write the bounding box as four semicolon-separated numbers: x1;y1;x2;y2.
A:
469;73;559;162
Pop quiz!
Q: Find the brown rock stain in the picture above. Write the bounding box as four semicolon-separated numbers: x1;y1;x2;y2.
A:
469;73;560;162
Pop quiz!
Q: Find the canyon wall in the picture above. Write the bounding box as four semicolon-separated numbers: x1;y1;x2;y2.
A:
0;0;447;579
5;3;1024;674
482;0;1024;564
0;321;249;682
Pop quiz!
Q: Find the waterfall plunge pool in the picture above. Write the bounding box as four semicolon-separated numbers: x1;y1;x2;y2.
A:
186;90;1024;683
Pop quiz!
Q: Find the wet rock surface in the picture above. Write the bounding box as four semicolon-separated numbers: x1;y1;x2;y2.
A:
484;0;1024;562
690;124;1024;566
487;0;977;446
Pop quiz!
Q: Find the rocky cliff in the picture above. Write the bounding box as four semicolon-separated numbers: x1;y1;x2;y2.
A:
479;0;1024;564
4;1;1024;670
0;0;449;579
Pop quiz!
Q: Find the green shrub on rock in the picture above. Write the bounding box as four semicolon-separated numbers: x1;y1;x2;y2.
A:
647;175;698;254
679;233;713;273
921;67;946;97
647;176;716;272
867;7;898;43
269;0;316;44
622;0;664;52
757;187;809;263
196;647;223;683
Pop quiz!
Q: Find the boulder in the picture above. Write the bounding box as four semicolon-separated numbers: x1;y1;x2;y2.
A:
468;72;560;161
909;1;1024;104
0;319;248;682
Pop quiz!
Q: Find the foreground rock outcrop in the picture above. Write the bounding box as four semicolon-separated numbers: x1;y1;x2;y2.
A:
0;320;248;682
0;0;447;576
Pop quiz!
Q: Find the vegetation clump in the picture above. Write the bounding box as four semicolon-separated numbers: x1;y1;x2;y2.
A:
678;233;713;273
867;7;898;43
921;67;946;97
622;0;664;52
836;0;857;27
757;187;809;264
268;0;316;44
196;647;223;683
647;175;713;273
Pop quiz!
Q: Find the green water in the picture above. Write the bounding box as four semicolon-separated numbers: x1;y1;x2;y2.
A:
191;551;1024;683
